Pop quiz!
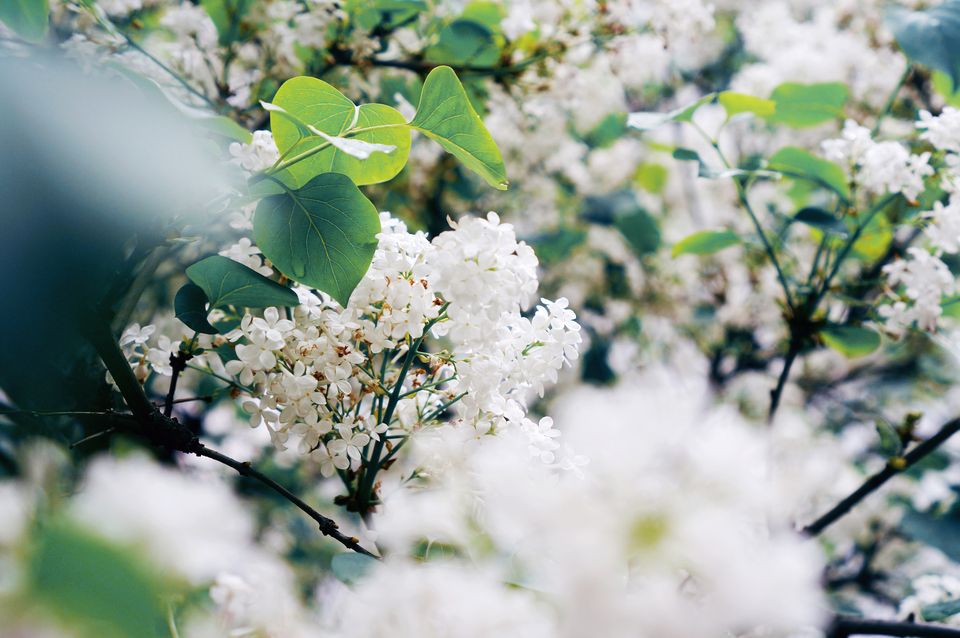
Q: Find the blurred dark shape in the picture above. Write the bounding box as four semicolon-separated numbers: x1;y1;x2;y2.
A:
0;52;226;411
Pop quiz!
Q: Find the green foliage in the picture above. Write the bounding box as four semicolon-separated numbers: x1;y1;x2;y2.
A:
270;77;411;186
201;0;252;46
27;522;176;638
186;255;299;309
0;0;48;42
627;94;716;131
330;552;377;584
616;208;661;257
174;283;219;334
767;146;851;200
767;82;848;128
718;91;775;118
793;207;848;235
635;162;668;193
410;66;509;190
671;230;741;257
425;19;501;67
254;173;381;306
850;212;893;261
922;598;960;622
820;324;881;358
887;0;960;88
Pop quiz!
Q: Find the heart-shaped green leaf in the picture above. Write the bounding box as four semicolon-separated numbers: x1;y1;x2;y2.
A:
254;173;381;306
888;0;960;88
410;66;508;190
768;147;851;201
768;82;848;128
270;77;411;186
820;324;881;358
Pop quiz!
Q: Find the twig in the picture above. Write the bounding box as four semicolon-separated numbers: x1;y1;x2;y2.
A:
802;417;960;536
163;351;192;417
828;616;960;638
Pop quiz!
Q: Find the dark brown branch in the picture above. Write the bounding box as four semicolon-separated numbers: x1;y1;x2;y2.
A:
828;616;960;638
163;351;191;417
802;417;960;536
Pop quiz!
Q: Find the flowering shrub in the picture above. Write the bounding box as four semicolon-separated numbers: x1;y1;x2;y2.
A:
11;1;960;637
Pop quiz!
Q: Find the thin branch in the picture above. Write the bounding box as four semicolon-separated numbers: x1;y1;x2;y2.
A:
802;417;960;536
828;616;960;638
85;317;377;557
163;350;192;417
194;445;377;558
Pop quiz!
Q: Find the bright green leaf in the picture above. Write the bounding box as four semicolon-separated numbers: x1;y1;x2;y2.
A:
851;212;893;261
793;207;848;235
768;82;848;128
254;173;381;306
887;0;960;88
636;162;668;193
331;553;377;584
671;229;741;257
410;66;508;189
0;0;48;42
768;146;851;200
270;77;411;186
718;91;776;118
186;255;299;309
820;324;881;358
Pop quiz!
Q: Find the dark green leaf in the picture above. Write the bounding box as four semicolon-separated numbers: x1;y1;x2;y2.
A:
820;324;881;358
768;146;851;200
425;19;500;67
0;0;48;42
254;173;380;306
671;230;741;257
768;82;848;128
615;209;661;257
186;255;299;309
793;207;848;235
410;66;508;189
888;0;960;88
174;283;218;334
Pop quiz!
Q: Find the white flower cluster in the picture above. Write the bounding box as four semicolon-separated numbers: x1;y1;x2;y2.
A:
220;212;582;476
324;373;824;638
822;120;932;202
877;108;960;335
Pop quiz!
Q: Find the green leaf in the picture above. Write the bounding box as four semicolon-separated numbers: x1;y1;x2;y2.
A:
0;0;48;42
820;324;881;358
635;162;668;193
922;598;960;622
768;146;851;200
627;93;717;131
270;77;411;186
768;82;848;128
196;114;253;143
186;255;299;309
671;230;741;257
887;0;960;88
410;66;508;189
615;208;661;257
851;212;893;261
28;522;174;638
331;552;377;584
425;19;500;67
793;207;848;235
875;419;904;457
254;173;381;305
718;91;775;118
201;0;252;46
174;283;218;334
